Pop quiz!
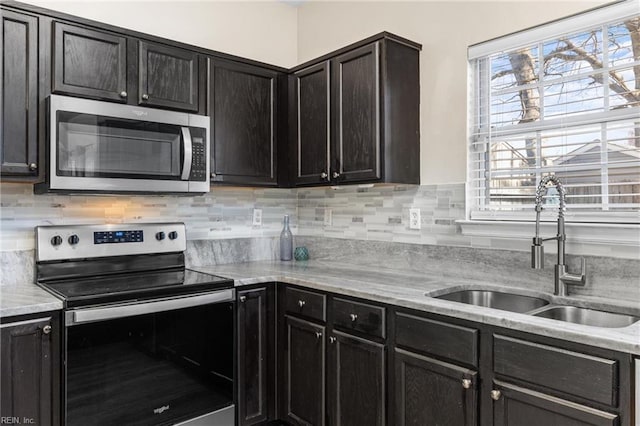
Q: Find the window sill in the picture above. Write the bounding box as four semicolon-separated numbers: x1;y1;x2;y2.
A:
457;220;640;247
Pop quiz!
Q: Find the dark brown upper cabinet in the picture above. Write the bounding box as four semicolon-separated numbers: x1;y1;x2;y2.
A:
1;9;40;179
332;43;380;183
139;40;199;112
52;22;127;102
292;34;421;187
208;59;279;186
293;61;330;185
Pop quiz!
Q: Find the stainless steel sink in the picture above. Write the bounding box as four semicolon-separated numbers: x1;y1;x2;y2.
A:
533;306;640;328
434;290;549;313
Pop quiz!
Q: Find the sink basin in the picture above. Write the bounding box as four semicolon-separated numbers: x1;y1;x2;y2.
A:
534;306;640;328
434;290;549;313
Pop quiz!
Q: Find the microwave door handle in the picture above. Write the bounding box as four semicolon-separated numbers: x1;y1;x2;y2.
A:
181;127;193;180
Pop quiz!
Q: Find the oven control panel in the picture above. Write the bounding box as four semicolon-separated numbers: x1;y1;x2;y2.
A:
36;223;186;262
94;230;144;244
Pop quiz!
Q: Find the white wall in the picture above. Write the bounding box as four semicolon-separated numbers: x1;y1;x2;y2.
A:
24;0;299;67
296;1;612;185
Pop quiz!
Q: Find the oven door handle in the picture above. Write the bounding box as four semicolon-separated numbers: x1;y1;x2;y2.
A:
181;127;193;180
68;289;234;326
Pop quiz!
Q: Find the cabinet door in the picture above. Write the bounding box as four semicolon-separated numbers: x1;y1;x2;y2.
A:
1;10;39;177
52;22;127;102
209;59;278;186
294;61;331;186
331;42;381;184
492;381;618;426
237;288;269;425
328;330;385;426
0;317;54;426
138;40;198;111
394;348;477;426
285;316;326;426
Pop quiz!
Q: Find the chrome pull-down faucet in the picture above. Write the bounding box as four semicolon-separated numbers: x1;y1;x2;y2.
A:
531;175;586;296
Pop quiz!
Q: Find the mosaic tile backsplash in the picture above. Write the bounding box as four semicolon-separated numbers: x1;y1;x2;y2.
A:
0;182;297;251
1;181;638;288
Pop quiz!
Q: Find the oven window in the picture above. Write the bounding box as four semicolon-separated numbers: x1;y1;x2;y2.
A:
65;302;234;426
57;111;182;179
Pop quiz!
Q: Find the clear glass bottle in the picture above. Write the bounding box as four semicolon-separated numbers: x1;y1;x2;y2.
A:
280;215;293;261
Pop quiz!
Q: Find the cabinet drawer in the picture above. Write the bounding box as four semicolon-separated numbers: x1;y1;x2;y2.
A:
395;312;478;367
285;287;326;322
493;335;618;406
332;297;385;339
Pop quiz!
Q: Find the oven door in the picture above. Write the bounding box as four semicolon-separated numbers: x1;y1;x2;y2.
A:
48;95;209;193
64;290;235;426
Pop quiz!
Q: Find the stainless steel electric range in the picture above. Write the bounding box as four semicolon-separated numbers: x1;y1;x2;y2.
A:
35;223;235;426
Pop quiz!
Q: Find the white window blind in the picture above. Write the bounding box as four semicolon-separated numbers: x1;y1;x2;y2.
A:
468;2;640;224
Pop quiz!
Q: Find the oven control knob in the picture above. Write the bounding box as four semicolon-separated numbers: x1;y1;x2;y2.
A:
168;231;178;240
68;234;80;245
51;235;63;246
155;232;166;241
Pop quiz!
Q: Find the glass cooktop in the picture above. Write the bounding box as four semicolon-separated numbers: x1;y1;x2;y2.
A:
38;268;233;308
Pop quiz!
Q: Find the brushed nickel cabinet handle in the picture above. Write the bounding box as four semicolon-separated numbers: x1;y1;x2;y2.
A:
462;379;472;389
42;325;52;334
320;172;328;179
491;390;501;401
142;93;149;101
332;172;340;179
119;91;128;98
350;313;358;322
315;331;322;339
239;296;246;303
329;336;336;344
298;300;306;308
29;163;37;171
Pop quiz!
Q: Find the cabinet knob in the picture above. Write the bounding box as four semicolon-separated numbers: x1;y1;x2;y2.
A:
119;91;128;98
298;300;306;308
211;172;217;178
320;172;328;179
42;325;52;335
490;390;501;401
332;171;340;179
315;331;322;339
142;93;150;101
329;336;337;344
350;313;358;322
29;163;38;171
462;379;472;389
239;296;246;303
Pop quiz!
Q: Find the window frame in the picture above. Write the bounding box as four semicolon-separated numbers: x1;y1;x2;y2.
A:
466;0;640;226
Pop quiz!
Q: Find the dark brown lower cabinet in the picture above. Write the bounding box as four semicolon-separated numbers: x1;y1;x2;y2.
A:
284;316;326;426
492;381;619;426
328;330;385;426
394;348;477;426
237;287;273;425
0;314;59;426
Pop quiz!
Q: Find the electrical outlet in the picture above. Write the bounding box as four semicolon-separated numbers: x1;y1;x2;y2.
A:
252;209;262;226
409;208;421;230
324;209;332;226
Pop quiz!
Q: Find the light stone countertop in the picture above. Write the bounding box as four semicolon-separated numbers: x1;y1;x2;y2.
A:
192;260;640;355
2;259;638;355
0;284;64;318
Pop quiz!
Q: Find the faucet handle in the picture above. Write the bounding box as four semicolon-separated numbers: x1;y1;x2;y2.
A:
561;258;587;287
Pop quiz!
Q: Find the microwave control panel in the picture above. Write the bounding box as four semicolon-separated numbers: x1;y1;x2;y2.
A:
190;128;207;181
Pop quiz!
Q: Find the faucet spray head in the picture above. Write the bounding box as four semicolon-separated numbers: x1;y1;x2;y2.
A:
531;237;544;269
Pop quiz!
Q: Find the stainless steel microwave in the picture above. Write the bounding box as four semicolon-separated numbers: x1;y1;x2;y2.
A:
37;95;209;194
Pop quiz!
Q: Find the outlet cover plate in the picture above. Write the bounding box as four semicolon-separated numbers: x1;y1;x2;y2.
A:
409;208;421;230
252;209;262;226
